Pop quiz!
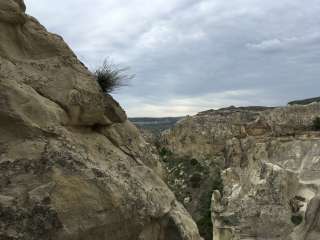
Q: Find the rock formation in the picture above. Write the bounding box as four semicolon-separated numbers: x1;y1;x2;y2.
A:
0;1;202;239
160;104;320;240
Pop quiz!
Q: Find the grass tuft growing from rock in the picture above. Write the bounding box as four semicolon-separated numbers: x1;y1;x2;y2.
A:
94;59;133;94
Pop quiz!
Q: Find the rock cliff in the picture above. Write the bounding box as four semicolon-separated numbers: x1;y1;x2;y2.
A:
160;104;320;240
0;1;202;239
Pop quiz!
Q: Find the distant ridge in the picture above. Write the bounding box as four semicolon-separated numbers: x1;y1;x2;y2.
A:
288;97;320;105
130;117;183;135
197;105;273;116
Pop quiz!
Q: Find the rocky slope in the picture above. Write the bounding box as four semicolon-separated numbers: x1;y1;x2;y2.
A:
0;1;202;239
160;104;320;240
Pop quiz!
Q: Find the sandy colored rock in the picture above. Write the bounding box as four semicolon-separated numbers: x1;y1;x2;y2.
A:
0;1;202;239
160;105;320;240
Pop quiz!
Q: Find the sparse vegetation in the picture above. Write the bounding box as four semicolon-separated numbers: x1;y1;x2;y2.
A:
159;147;173;159
160;149;223;240
197;171;223;240
197;210;212;240
291;214;303;225
312;117;320;131
94;59;133;94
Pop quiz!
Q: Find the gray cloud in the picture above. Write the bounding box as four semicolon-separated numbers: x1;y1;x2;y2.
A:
25;0;320;117
247;32;320;52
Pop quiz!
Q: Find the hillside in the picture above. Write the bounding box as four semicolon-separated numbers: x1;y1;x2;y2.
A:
159;104;320;240
130;117;183;134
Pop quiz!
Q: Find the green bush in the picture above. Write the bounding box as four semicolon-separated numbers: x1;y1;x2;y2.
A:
94;59;133;94
313;117;320;131
190;158;199;166
291;215;303;225
159;148;173;158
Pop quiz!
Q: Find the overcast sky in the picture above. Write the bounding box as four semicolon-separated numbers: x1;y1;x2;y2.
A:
25;0;320;117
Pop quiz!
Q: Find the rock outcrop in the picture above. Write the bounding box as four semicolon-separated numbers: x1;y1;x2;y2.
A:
160;104;320;240
0;1;202;239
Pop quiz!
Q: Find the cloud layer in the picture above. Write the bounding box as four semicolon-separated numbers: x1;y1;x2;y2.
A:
25;0;320;117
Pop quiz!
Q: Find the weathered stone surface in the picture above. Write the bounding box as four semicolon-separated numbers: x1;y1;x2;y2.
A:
290;195;320;240
160;104;320;240
0;1;202;239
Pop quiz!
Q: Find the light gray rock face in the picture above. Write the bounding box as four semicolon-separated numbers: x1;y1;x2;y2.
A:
160;105;320;240
0;1;202;239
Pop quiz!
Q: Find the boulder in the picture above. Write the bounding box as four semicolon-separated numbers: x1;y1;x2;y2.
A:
0;1;202;239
